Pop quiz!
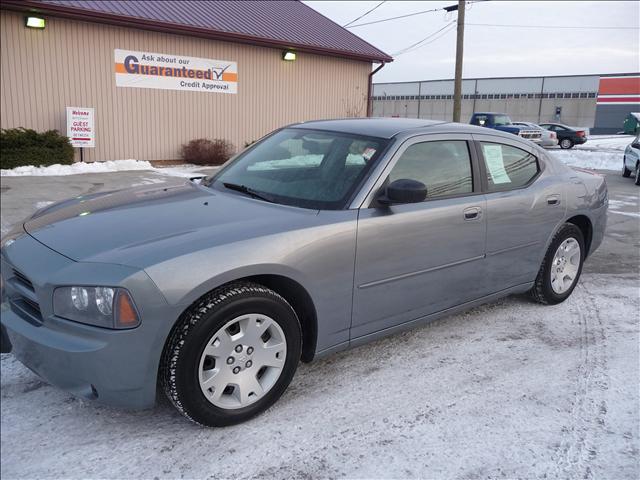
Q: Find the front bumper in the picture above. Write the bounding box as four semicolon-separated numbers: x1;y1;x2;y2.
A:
1;232;174;409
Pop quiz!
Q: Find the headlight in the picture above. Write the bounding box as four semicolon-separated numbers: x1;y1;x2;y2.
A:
53;286;140;329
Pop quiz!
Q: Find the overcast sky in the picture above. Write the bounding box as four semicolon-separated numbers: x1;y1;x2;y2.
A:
304;1;640;83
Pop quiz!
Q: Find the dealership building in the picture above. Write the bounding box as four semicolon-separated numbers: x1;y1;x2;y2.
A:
373;73;640;134
0;0;391;162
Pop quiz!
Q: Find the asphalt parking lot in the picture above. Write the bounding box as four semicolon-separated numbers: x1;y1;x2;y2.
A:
1;168;638;479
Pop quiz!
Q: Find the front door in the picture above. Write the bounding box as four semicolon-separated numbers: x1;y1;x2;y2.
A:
351;134;487;339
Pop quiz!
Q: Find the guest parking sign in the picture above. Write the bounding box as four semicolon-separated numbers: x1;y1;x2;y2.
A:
66;107;95;148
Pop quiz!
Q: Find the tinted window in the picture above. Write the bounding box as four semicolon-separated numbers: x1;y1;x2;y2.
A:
388;141;473;199
480;142;539;191
210;128;387;210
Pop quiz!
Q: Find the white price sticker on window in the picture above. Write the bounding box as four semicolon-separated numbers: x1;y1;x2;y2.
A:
482;144;511;184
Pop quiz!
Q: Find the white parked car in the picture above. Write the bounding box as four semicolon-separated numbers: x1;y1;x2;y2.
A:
622;133;640;185
513;122;558;148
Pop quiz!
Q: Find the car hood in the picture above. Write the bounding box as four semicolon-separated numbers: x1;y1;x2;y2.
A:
24;181;318;267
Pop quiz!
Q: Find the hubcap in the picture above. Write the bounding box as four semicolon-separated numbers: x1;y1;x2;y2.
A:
198;314;287;409
550;238;581;294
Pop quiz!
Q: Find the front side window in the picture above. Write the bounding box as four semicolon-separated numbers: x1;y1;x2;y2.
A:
480;142;539;191
388;140;473;199
209;128;388;210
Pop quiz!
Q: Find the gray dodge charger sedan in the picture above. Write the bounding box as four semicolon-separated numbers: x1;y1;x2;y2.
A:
0;118;608;426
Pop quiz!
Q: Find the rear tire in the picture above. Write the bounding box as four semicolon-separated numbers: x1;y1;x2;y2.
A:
622;156;632;177
559;138;574;149
530;223;585;305
160;282;301;427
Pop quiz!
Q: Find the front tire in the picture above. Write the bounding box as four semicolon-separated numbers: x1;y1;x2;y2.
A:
160;282;302;427
635;163;640;186
530;223;585;305
559;138;574;149
622;156;632;177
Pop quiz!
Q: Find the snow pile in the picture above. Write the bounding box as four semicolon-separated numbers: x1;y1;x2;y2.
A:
548;134;634;171
585;135;634;151
1;159;153;176
550;149;622;171
0;160;216;178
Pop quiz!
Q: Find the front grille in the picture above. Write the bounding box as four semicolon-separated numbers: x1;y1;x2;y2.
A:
12;269;34;291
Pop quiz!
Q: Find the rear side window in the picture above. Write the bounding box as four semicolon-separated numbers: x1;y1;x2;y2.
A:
480;142;539;191
388;140;473;199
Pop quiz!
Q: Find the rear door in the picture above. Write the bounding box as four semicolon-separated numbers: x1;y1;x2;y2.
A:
351;134;487;339
472;134;565;290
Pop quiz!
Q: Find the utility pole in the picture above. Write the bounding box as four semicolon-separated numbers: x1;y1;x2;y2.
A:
452;0;466;122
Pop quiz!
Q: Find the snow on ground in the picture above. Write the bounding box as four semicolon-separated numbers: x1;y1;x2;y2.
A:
0;160;211;178
1;274;638;479
547;135;634;171
550;149;623;171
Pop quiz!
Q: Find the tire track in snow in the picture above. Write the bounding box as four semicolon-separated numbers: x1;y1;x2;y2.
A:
550;281;609;479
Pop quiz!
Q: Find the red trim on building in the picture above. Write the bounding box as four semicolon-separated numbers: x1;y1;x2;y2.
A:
598;76;640;95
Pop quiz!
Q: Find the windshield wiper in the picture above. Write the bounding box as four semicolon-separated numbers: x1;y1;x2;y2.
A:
222;182;275;203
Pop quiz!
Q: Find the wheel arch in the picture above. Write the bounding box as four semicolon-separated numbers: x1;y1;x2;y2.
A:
166;273;318;365
565;214;593;257
244;274;318;363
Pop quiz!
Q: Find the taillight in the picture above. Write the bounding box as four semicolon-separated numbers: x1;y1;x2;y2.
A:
576;131;585;137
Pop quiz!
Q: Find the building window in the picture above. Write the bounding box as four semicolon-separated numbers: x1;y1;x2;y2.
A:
548;93;556;99
481;94;488;99
579;92;588;98
588;92;596;98
500;94;507;99
572;93;580;98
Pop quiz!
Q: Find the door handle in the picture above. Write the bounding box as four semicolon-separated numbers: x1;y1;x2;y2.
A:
547;194;561;206
463;206;482;220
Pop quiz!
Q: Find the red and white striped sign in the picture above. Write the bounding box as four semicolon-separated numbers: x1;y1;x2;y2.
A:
597;76;640;105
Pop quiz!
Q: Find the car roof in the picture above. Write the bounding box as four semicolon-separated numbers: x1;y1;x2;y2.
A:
289;117;510;139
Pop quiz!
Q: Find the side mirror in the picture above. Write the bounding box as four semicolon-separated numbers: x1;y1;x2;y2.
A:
378;179;427;206
632;143;640;149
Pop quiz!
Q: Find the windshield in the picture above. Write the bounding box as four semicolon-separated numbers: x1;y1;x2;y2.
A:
207;128;389;210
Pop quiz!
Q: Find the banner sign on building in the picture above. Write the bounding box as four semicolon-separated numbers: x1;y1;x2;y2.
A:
66;107;95;147
114;49;238;94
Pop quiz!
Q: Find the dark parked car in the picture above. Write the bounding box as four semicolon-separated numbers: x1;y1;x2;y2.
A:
1;118;608;427
538;123;588;149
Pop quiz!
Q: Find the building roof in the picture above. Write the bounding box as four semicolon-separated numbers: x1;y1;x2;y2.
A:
1;0;392;63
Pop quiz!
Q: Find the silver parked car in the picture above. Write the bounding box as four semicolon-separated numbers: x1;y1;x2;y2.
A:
622;133;640;185
0;119;608;426
513;121;559;147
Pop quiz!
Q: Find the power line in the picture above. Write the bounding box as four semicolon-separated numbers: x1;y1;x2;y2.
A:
466;23;639;30
346;6;443;28
393;21;457;56
346;1;486;28
343;1;386;27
